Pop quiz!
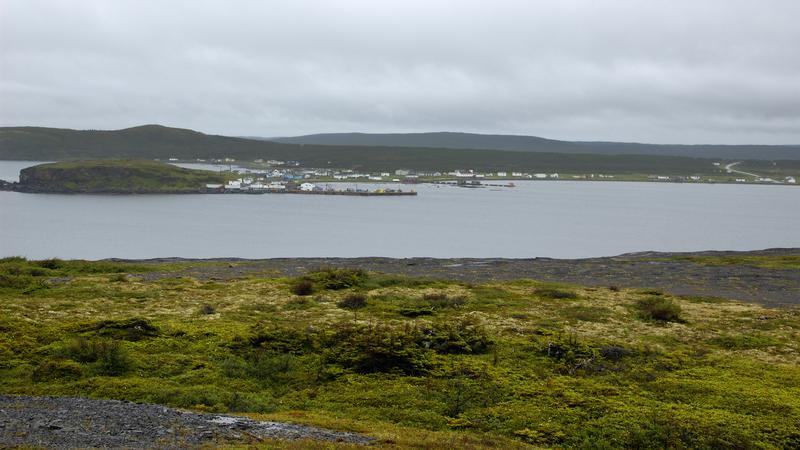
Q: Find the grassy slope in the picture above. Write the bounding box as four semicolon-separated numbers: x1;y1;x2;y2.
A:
18;159;227;193
5;125;794;176
1;258;799;448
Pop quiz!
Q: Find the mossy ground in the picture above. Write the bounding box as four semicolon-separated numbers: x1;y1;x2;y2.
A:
1;258;799;449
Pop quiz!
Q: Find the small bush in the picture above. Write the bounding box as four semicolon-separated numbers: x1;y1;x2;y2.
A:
63;338;133;376
291;279;315;296
199;304;216;315
635;297;684;323
32;359;84;381
109;273;129;283
423;318;493;355
0;274;42;290
399;307;435;317
249;352;296;381
309;268;367;290
78;318;159;341
35;258;65;270
284;297;314;310
243;326;317;355
338;293;367;309
324;323;431;374
422;292;468;309
600;345;632;361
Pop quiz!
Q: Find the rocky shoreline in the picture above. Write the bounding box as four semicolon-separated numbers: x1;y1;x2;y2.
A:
0;395;373;449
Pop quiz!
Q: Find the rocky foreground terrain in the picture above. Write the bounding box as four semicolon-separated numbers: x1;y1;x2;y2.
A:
0;395;373;448
130;248;800;307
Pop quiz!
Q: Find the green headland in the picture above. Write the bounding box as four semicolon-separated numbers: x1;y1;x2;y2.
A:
13;160;226;193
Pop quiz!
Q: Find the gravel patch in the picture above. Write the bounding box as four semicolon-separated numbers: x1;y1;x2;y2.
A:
0;395;373;449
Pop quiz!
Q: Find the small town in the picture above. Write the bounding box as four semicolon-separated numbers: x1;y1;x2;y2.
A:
171;157;798;190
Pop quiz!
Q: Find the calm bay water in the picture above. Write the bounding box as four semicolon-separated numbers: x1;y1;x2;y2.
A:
1;161;798;259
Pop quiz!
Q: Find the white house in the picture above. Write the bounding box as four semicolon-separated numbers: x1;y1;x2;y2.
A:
549;173;559;179
785;177;796;184
496;171;507;177
533;173;547;179
224;181;242;190
300;182;316;191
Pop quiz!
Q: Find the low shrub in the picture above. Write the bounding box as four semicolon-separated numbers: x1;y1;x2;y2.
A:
238;319;493;375
599;345;633;361
535;288;578;300
108;273;129;282
635;297;684;323
283;297;314;310
62;337;133;376
324;323;432;374
422;318;493;354
78;317;159;341
338;292;367;309
32;359;84;381
0;274;42;290
399;307;435;317
290;279;315;296
308;268;367;290
199;304;216;315
34;258;65;270
243;325;317;355
422;292;468;309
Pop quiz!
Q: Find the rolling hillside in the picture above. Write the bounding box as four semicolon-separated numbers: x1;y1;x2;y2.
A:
3;125;798;174
270;131;800;160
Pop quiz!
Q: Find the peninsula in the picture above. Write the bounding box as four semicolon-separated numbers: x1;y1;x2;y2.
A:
0;160;417;196
2;160;227;194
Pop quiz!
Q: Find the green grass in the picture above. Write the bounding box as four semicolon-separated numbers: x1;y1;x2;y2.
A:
1;258;799;448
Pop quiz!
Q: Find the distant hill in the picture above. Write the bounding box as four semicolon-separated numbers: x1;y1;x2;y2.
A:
3;125;798;175
270;132;800;161
0;125;275;161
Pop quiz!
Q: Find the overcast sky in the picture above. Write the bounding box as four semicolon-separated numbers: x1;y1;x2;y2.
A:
1;0;799;144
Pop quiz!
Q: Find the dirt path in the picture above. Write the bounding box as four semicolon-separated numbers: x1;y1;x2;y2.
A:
0;395;372;449
724;161;762;178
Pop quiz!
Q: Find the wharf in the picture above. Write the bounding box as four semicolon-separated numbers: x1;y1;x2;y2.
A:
214;189;417;196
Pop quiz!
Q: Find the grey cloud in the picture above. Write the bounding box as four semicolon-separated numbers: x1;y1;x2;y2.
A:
1;0;799;143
